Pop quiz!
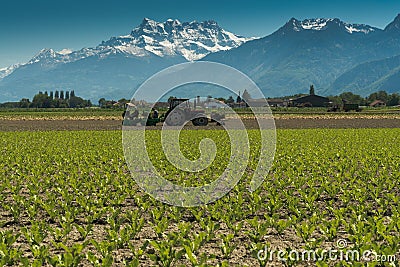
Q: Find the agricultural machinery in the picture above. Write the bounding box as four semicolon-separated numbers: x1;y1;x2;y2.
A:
123;98;225;126
328;102;362;112
163;98;209;126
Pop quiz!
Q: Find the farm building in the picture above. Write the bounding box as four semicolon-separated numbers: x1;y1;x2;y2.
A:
291;94;330;107
369;100;386;107
204;100;226;108
266;98;285;107
246;98;269;107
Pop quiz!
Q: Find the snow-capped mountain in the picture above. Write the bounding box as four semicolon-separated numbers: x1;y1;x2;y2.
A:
100;18;250;60
204;14;400;97
0;18;253;101
0;18;250;80
1;15;400;102
22;18;250;68
25;46;123;67
0;64;21;79
286;18;379;34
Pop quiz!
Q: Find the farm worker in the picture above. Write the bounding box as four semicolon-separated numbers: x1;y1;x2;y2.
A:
131;109;139;118
123;103;139;119
152;109;159;119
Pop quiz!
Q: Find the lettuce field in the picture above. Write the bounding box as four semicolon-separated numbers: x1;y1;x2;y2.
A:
0;129;399;266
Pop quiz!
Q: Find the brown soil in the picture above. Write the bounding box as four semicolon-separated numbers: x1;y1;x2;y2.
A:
0;117;398;131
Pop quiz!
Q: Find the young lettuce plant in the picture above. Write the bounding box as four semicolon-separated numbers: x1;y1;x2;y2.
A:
0;230;22;266
219;233;236;259
149;239;185;267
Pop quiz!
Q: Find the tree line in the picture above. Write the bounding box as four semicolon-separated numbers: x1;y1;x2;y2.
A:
208;89;400;107
0;90;92;108
328;91;400;106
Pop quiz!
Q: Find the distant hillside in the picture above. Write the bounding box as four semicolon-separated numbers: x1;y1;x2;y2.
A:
2;15;400;102
0;18;250;102
328;55;400;95
204;15;400;97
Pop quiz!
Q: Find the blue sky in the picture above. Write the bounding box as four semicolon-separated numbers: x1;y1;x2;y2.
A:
1;0;399;68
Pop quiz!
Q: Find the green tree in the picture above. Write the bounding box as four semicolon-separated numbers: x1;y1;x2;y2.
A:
376;91;389;103
32;92;53;108
98;98;106;107
388;93;400;106
118;98;129;106
368;90;389;104
309;85;315;95
236;94;242;103
55;90;59;99
226;96;235;104
60;90;64;100
328;95;342;105
368;92;378;102
58;100;68;108
216;97;227;103
69;96;88;108
19;98;30;108
65;91;70;100
339;92;365;105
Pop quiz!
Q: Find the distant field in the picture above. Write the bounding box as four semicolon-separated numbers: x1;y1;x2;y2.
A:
1;129;399;266
0;108;123;120
0;107;399;121
0;107;398;132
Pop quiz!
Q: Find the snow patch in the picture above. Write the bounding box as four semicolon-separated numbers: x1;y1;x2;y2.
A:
126;18;253;60
12;18;254;70
57;48;73;55
115;45;149;56
0;64;21;79
345;25;375;34
301;19;329;30
294;18;376;34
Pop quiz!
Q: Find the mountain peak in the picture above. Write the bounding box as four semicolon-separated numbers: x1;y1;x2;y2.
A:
203;19;218;25
139;18;181;27
288;17;300;24
39;48;56;54
25;48;58;65
166;18;181;25
35;48;57;58
102;18;252;60
279;17;377;34
384;14;400;32
138;18;159;30
141;17;156;25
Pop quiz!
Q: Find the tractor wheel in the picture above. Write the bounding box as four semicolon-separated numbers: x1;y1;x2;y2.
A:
165;109;185;126
192;117;208;126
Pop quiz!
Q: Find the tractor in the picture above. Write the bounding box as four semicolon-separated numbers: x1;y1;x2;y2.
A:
327;101;362;112
122;103;161;126
342;103;362;112
163;98;209;126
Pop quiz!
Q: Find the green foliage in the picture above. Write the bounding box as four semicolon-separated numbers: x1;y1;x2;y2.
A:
17;91;92;108
309;84;315;95
339;92;366;105
0;129;399;265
